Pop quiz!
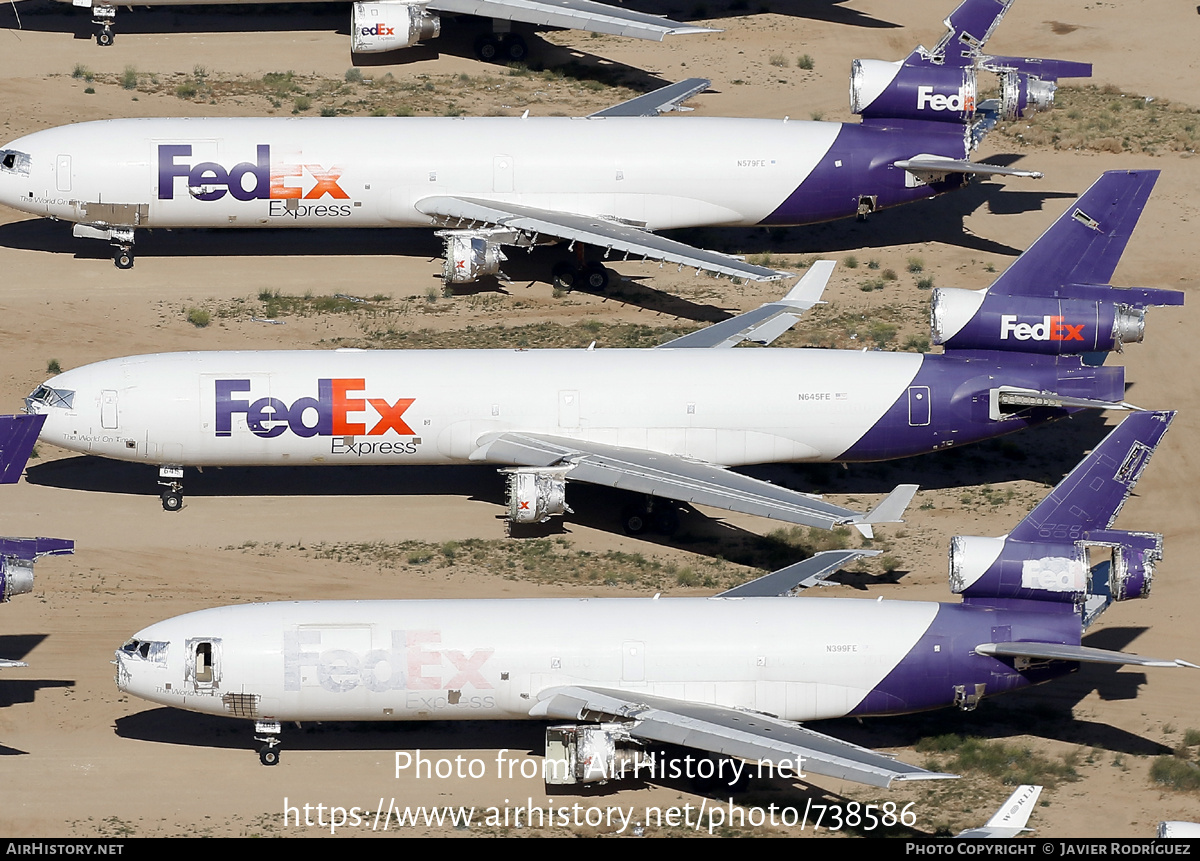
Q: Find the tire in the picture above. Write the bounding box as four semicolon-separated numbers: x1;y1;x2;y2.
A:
621;505;648;536
582;263;609;292
551;262;578;290
161;491;183;512
97;29;114;47
474;35;500;62
114;249;134;270
503;35;528;63
259;749;280;766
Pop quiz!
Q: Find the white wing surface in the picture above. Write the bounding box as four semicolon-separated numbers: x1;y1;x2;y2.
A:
531;686;956;788
415;196;790;281
471;430;916;534
428;0;719;40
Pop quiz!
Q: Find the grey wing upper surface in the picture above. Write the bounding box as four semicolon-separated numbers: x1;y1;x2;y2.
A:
428;0;719;40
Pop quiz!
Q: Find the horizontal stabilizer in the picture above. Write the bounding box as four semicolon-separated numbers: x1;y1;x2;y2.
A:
980;55;1092;81
1009;410;1173;542
894;157;1043;181
430;0;719;41
715;549;880;598
976;642;1198;669
995;389;1137;413
532;685;957;788
417;196;789;281
660;261;835;349
0;660;28;669
0;414;46;484
0;537;75;560
989;170;1159;297
590;78;711;118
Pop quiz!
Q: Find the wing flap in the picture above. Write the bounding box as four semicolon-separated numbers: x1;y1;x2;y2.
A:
429;0;718;40
532;686;956;788
473;431;912;531
416;196;789;281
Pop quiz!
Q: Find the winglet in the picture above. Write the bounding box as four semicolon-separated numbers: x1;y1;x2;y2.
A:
852;485;918;539
589;78;711;118
0;414;46;484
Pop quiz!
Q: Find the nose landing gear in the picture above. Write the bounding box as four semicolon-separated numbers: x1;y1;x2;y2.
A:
158;466;184;512
92;4;117;45
255;721;282;766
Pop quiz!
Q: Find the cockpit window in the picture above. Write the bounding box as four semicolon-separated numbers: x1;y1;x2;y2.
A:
120;638;168;664
25;385;74;412
0;150;31;177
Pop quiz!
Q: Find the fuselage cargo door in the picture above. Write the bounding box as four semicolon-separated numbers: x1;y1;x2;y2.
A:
908;386;931;427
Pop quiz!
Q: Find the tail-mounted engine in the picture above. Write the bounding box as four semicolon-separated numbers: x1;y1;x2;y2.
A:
504;467;572;525
948;529;1162;606
980;57;1094;120
438;228;523;284
851;60;977;123
351;1;439;54
0;537;74;603
932;283;1184;355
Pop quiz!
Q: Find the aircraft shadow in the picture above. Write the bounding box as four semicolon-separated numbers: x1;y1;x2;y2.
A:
666;179;1078;259
0;678;77;709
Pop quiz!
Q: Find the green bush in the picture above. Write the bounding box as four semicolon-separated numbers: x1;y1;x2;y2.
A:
186;308;211;328
797;54;815;71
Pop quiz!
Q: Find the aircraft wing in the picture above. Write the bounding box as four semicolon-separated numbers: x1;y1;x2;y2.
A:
471;431;916;536
428;0;718;40
658;261;834;348
530;685;956;788
957;785;1042;838
590;78;711;118
415;196;790;281
715;549;880;597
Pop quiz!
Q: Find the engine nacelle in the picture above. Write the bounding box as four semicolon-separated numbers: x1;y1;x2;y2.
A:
999;71;1057;120
544;723;655;785
504;468;572;524
949;529;1161;604
351;1;439;54
439;230;509;284
850;59;976;123
0;555;34;602
931;287;1147;355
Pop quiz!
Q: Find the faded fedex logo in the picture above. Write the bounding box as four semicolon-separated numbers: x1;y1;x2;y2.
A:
157;144;348;202
215;379;415;440
1000;315;1085;342
284;629;494;695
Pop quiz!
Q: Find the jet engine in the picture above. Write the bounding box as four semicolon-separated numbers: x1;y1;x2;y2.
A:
850;60;977;123
544;724;655;785
440;231;508;285
0;554;34;602
948;529;1161;605
351;1;440;53
504;468;572;525
931;284;1184;356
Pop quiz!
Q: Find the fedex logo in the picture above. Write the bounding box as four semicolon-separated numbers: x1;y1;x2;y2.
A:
284;629;494;694
158;144;348;202
999;315;1085;342
215;378;414;439
360;23;395;36
916;86;975;113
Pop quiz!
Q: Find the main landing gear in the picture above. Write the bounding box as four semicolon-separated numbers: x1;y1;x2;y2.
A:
621;498;680;537
158;466;184;512
474;33;528;63
551;261;611;292
255;721;282;766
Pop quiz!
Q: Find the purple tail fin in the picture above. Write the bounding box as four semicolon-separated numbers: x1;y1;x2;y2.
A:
949;412;1173;606
990;170;1163;296
918;0;1012;67
1010;410;1174;542
0;414;46;484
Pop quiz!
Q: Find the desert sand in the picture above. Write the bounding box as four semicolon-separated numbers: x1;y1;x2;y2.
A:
0;0;1198;839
